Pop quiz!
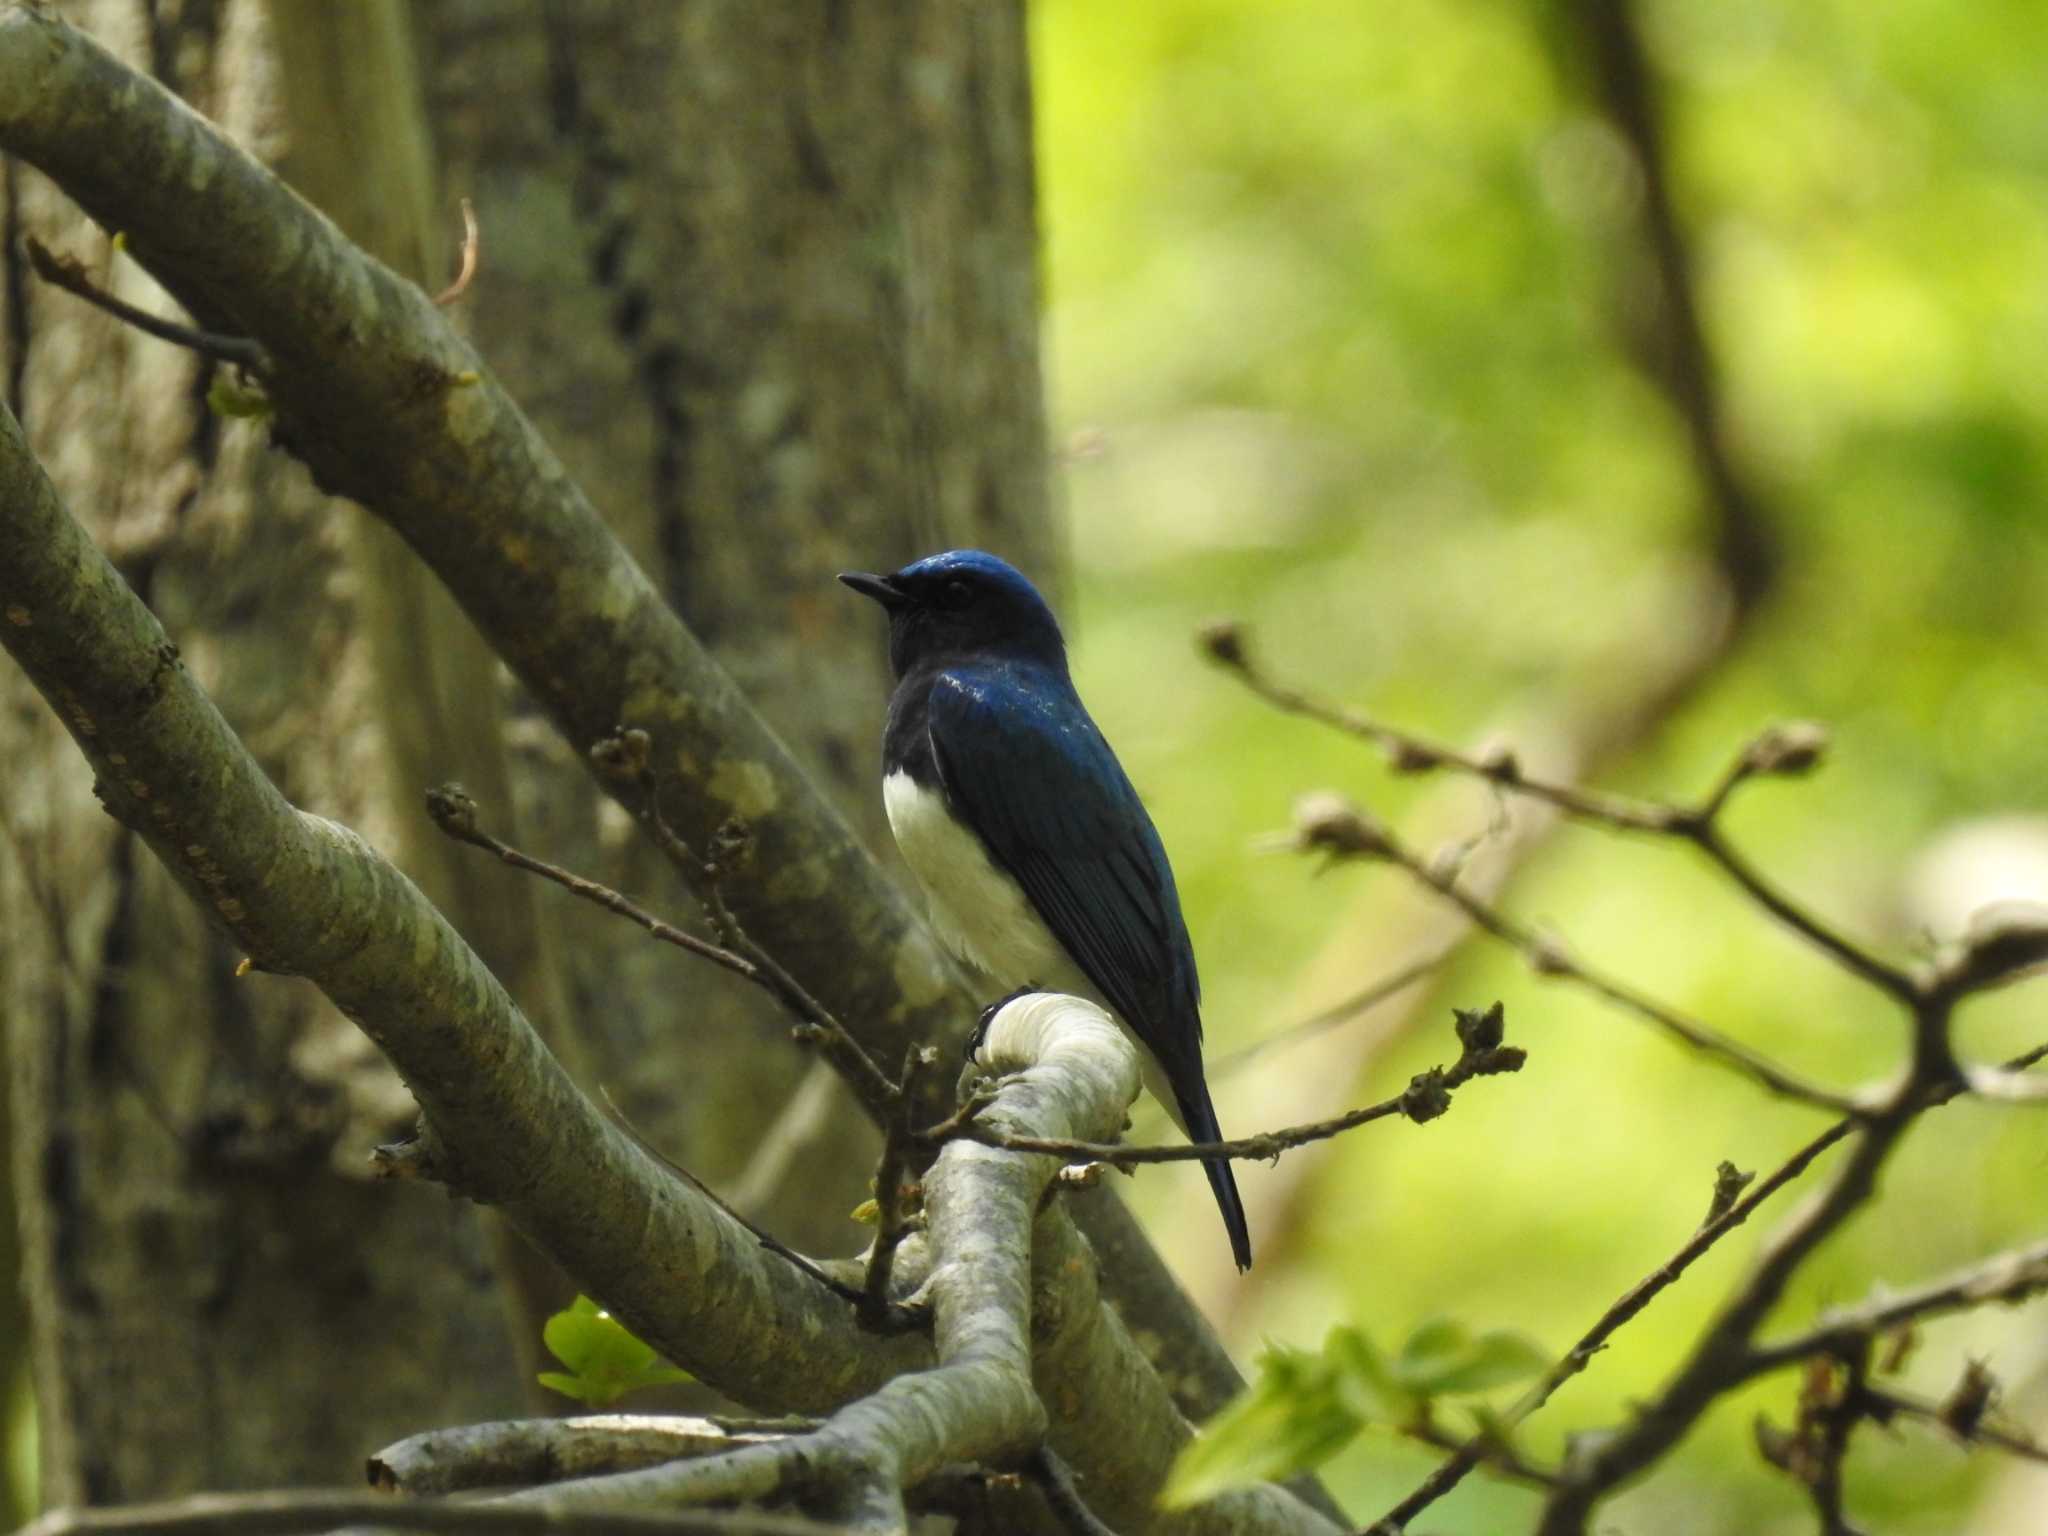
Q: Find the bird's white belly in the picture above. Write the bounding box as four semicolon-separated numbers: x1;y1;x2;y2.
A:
883;770;1067;983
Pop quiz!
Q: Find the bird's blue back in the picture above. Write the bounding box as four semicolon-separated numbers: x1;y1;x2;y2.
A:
885;654;1205;1079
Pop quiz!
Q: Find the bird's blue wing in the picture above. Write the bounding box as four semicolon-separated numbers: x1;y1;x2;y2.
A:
924;664;1201;1064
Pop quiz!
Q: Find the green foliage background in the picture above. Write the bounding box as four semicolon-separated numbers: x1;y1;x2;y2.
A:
1035;0;2048;1530
6;4;2044;1530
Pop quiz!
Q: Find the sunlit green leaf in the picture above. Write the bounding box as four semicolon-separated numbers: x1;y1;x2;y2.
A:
1394;1317;1547;1397
536;1294;693;1406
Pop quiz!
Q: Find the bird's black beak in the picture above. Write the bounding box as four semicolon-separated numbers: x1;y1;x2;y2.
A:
837;570;907;610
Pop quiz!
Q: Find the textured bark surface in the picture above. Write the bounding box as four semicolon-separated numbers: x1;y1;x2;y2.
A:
0;0;523;1507
1;0;1060;1508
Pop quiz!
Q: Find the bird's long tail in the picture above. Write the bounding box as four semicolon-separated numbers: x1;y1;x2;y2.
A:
1177;1081;1252;1272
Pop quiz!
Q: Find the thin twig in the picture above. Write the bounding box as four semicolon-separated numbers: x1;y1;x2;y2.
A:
1400;1411;1560;1491
435;196;480;305
1210;631;1921;1005
1744;1238;2048;1378
595;1087;877;1315
927;1005;1523;1167
1859;1380;2048;1466
1368;1112;1856;1532
1211;946;1452;1077
858;1047;942;1334
1694;820;1917;1003
25;236;271;372
1286;793;1864;1113
1370;1043;2045;1530
425;785;766;979
588;733;901;1119
428;776;900;1122
1027;1447;1123;1536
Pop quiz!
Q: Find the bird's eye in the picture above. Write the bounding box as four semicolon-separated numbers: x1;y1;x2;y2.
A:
942;579;973;608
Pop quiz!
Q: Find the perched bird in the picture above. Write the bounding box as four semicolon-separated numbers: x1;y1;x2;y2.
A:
839;549;1251;1271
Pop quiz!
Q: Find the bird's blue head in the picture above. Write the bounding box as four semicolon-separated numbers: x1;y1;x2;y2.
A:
839;549;1066;678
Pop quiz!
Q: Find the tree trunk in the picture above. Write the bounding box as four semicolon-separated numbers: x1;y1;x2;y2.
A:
413;0;1053;1256
1;0;1054;1505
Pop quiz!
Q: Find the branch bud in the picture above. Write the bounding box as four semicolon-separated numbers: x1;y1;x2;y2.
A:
1938;1359;1997;1439
1291;791;1392;861
423;783;479;839
1196;620;1249;669
590;727;653;779
1702;1160;1754;1227
1742;721;1829;778
1400;1068;1451;1123
1474;738;1521;782
1387;739;1442;775
1528;929;1574;977
1454;1001;1505;1054
1950;900;2048;990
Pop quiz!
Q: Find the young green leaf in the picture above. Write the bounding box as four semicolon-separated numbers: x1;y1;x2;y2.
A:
1394;1317;1547;1397
536;1295;693;1406
1161;1334;1379;1509
1326;1325;1414;1424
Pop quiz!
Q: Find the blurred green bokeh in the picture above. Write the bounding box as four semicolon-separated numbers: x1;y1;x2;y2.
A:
8;3;2044;1528
1035;0;2048;1529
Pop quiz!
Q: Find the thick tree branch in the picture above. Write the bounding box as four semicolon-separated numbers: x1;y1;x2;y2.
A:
0;397;1339;1535
372;1416;820;1497
21;1493;831;1536
0;5;1255;1424
485;998;1339;1534
0;389;926;1414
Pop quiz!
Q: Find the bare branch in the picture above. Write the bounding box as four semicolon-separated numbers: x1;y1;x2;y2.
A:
24;234;270;371
427;779;899;1121
858;1047;945;1333
1284;793;1863;1112
1859;1377;2048;1467
1746;1240;2048;1378
371;1416;818;1496
20;1489;835;1536
1370;1114;1856;1531
1211;631;1921;1006
590;1087;876;1316
932;1003;1523;1167
424;784;766;985
1211;947;1453;1076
